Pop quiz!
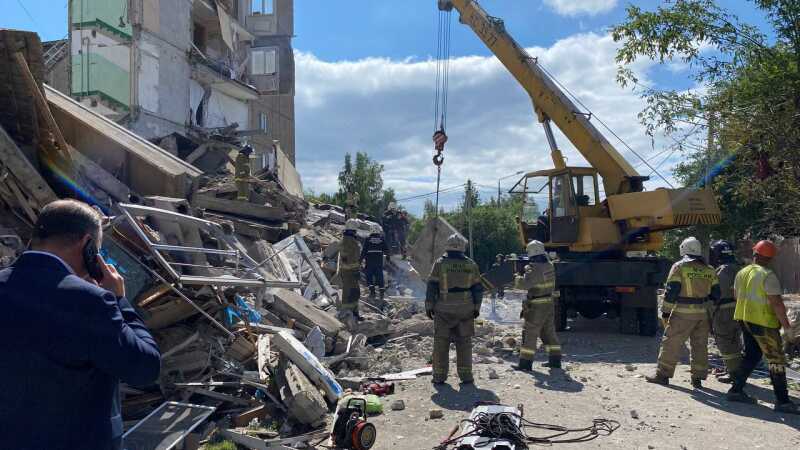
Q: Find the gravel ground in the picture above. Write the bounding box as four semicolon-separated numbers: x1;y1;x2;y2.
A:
362;300;800;450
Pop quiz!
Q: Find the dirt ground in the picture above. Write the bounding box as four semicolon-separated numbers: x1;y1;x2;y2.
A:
365;299;800;450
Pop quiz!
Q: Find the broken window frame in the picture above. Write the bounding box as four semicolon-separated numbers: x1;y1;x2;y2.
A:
122;401;216;450
118;203;301;289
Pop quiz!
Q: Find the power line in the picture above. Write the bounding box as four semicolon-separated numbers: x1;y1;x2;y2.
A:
16;0;37;26
536;62;674;188
396;183;466;202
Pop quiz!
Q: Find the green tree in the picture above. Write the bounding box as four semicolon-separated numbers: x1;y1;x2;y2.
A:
313;152;398;219
612;0;800;253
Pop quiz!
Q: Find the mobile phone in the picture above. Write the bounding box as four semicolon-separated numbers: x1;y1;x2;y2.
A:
83;238;104;282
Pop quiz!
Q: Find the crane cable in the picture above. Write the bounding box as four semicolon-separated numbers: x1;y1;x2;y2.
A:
432;7;453;216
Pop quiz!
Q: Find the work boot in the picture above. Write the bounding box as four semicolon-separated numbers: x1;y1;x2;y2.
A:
432;379;447;386
369;286;376;299
542;355;561;369
645;373;670;386
716;373;733;384
725;390;756;404
514;359;533;372
459;378;474;385
774;402;800;415
691;378;703;389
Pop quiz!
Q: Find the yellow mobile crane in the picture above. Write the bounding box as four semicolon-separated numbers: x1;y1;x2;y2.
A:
438;0;720;335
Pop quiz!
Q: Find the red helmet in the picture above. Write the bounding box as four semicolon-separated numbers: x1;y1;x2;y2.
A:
753;240;777;258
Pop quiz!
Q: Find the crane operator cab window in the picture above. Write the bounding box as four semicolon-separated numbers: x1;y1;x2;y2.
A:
550;173;579;243
572;174;598;206
520;176;550;243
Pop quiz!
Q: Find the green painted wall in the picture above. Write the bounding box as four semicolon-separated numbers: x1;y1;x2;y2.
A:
72;53;130;110
71;0;133;38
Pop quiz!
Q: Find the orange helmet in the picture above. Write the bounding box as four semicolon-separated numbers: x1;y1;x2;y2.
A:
753;240;777;258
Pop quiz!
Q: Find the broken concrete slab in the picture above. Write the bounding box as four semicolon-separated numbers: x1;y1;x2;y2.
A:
408;216;463;280
277;357;328;427
45;85;202;197
192;192;287;222
269;288;345;339
272;330;343;403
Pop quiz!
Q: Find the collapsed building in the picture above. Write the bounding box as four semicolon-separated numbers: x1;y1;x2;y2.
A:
0;28;440;449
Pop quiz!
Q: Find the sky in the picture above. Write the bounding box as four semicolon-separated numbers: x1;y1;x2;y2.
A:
2;0;772;214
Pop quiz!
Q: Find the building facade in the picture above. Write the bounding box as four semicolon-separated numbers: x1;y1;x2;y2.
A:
67;0;295;165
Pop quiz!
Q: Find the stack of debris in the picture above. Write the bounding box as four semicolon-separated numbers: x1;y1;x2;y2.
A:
0;30;440;450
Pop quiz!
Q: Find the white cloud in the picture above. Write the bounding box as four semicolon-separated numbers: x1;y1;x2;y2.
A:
543;0;618;16
295;32;680;215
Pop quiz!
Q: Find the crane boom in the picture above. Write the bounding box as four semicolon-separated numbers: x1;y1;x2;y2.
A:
440;0;641;195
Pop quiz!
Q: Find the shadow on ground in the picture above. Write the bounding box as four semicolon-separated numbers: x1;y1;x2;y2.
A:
430;382;500;411
665;383;800;432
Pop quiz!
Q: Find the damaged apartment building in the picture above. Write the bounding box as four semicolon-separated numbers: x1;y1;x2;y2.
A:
47;0;295;175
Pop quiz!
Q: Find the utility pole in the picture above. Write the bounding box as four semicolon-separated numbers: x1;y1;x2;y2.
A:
466;179;474;259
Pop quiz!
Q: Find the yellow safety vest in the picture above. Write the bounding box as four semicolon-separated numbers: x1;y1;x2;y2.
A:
733;264;780;329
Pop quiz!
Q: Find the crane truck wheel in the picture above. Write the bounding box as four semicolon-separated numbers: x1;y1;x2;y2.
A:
554;298;567;332
637;308;658;337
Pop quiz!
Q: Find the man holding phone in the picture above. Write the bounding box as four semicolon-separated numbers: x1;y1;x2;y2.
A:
0;199;161;449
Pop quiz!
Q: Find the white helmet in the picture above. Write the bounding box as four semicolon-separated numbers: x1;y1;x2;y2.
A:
526;240;546;257
345;219;359;232
679;236;703;257
371;224;383;235
388;202;397;211
444;233;467;252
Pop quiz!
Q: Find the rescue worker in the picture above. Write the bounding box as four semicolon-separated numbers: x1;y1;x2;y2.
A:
726;240;799;414
361;224;389;306
647;237;719;388
345;192;360;220
492;254;506;300
515;241;561;371
337;219;362;321
426;234;483;385
709;240;743;383
235;145;254;201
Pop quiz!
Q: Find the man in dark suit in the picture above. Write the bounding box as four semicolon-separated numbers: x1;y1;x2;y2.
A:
0;199;161;450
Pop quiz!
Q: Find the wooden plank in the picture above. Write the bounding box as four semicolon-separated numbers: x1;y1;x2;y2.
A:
0;126;57;208
4;176;37;223
233;405;269;428
192;192;287;222
12;53;73;165
185;387;256;407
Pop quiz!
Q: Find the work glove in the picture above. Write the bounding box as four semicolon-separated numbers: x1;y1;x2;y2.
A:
519;309;524;319
473;310;480;319
426;308;434;320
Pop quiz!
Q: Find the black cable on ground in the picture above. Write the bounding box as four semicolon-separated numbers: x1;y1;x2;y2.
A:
434;412;620;449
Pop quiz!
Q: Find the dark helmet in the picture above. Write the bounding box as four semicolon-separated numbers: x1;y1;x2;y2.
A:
710;240;735;266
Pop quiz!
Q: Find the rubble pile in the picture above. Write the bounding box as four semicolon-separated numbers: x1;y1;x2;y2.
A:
0;30;435;449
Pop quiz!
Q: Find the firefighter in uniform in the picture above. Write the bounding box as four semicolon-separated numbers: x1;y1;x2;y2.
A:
337;219;362;321
361;224;389;307
726;240;799;414
235;145;254;201
426;234;483;385
515;241;561;371
647;237;719;388
492;254;506;300
709;240;743;383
